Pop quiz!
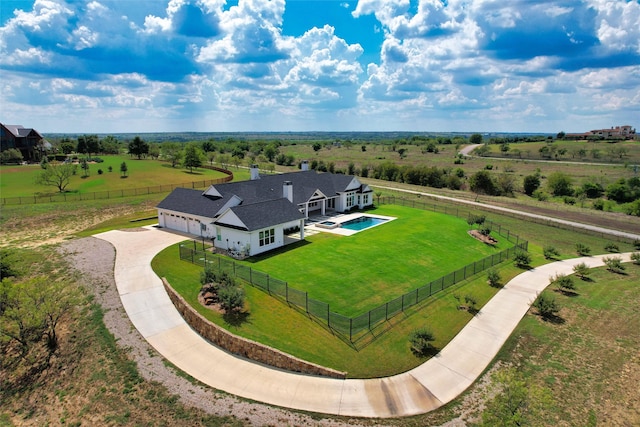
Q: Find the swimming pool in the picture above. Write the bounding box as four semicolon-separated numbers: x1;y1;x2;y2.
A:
340;215;388;231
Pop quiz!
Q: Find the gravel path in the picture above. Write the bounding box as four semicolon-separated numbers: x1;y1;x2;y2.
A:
60;236;378;427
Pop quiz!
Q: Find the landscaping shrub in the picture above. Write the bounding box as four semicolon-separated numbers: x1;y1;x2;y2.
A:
604;243;619;253
572;262;591;280
409;328;435;357
533;293;560;319
218;285;245;313
487;269;501;287
603;256;625;274
464;295;478;313
592;199;604;210
550;273;576;293
543;246;560;260
576;243;591;256
631;252;640;265
514;251;531;268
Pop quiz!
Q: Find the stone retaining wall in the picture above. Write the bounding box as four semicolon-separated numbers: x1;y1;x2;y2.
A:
162;278;347;379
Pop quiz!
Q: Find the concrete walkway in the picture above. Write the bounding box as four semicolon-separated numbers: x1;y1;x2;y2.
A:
96;226;633;418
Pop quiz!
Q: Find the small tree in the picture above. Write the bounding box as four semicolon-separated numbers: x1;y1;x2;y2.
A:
604;243;619;253
464;294;478;313
572;262;591;280
80;158;90;177
603;256;625;273
218;285;245;313
487;269;501;287
120;161;128;177
409;328;435;357
575;243;591;256
550;273;576;293
523;174;541;196
514;251;531;268
543;246;560;260
35;161;77;192
631;252;640;265
533;293;560;319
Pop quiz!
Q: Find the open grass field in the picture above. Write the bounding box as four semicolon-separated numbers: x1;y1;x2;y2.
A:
0;155;229;198
279;142;637;192
243;205;507;315
492;265;640;426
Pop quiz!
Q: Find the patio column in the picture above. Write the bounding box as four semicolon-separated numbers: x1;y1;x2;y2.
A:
299;219;305;239
321;199;326;216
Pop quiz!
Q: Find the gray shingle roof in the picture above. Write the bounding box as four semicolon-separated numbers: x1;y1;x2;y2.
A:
215;198;305;231
157;170;366;227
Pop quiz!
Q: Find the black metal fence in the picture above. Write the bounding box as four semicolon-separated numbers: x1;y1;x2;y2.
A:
179;200;528;342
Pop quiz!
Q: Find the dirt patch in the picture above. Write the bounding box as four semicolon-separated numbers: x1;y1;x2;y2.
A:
468;229;498;245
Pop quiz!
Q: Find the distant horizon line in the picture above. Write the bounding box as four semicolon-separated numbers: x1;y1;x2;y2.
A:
41;130;556;137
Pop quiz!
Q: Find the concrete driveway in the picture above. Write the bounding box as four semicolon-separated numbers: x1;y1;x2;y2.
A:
96;226;633;418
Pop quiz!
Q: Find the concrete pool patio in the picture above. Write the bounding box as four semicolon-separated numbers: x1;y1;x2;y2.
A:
96;225;634;418
305;212;396;236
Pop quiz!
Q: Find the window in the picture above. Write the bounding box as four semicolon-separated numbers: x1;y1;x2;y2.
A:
346;193;355;208
216;227;221;241
259;229;275;247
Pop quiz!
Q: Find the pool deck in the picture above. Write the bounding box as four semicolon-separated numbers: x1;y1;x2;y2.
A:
305;212;396;236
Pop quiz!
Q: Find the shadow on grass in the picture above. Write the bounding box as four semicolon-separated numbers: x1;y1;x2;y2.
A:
411;345;440;359
539;313;565;325
243;239;313;263
556;289;580;297
223;311;251;327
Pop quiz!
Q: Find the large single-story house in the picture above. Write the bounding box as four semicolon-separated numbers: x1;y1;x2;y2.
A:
157;163;374;257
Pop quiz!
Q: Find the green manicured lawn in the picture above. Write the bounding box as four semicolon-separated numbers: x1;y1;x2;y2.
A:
153;240;519;378
243;205;507;315
152;204;528;377
0;155;228;198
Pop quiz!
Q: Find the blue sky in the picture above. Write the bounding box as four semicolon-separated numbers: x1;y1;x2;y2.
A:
1;0;639;134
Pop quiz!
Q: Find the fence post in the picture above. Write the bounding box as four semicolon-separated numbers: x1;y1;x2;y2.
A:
267;276;270;294
286;283;289;302
369;310;371;330
385;302;389;320
305;292;308;313
249;268;252;284
350;318;353;342
327;305;330;326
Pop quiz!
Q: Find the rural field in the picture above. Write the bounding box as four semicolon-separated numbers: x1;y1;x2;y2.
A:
1;140;639;426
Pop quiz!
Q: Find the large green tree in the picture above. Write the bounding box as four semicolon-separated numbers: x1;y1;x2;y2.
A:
546;172;574;196
470;170;498;196
1;276;82;352
161;142;183;167
183;143;203;173
128;136;149;160
469;133;483;145
35;161;77;192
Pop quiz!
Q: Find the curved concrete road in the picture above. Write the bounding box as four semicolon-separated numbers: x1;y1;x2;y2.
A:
96;226;634;418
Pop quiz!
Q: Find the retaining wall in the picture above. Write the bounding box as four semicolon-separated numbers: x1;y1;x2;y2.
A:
161;278;347;379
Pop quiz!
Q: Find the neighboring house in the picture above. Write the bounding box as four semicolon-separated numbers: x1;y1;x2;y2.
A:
157;163;374;257
0;123;50;161
565;125;637;140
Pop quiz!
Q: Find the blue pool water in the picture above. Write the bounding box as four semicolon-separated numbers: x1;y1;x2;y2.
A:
340;216;387;231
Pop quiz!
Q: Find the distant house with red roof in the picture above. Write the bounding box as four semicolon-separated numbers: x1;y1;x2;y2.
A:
565;125;637;140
